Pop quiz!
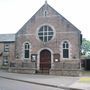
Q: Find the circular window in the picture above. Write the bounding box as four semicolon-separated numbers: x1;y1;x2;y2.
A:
38;25;54;42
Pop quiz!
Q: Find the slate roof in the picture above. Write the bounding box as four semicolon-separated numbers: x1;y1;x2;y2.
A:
0;34;15;42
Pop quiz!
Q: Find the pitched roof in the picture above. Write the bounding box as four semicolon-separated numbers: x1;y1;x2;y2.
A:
0;34;15;42
17;2;81;35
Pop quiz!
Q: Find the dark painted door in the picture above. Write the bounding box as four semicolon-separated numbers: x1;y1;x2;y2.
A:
40;49;51;73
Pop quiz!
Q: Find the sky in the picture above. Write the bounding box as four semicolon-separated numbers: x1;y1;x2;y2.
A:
0;0;90;40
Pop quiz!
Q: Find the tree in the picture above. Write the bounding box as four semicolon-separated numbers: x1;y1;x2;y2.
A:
81;38;90;56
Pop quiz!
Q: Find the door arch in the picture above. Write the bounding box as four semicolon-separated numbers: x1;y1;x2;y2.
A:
40;49;51;73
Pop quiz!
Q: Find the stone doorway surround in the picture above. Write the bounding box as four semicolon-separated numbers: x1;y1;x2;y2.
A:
37;48;53;71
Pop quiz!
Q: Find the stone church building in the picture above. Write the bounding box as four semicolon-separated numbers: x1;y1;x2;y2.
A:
0;2;82;76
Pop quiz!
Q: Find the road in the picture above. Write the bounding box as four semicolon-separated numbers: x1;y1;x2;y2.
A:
0;77;64;90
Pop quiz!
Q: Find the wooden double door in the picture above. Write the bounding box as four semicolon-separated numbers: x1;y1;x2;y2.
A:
40;49;51;73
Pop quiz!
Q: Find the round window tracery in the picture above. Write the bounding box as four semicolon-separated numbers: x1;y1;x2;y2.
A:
38;25;54;42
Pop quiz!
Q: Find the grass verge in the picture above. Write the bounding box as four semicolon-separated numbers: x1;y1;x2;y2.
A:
79;77;90;83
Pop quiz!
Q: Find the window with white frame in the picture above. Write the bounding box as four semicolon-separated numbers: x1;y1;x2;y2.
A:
4;43;9;52
24;43;30;59
38;25;54;42
62;41;69;58
3;56;8;65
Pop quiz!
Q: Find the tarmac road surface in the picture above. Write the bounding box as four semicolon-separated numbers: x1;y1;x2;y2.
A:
0;77;64;90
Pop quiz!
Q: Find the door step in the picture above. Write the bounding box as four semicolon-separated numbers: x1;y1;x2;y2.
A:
36;70;49;75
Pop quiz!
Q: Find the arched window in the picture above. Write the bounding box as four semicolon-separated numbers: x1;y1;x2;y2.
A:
63;41;69;58
44;10;48;16
24;43;30;59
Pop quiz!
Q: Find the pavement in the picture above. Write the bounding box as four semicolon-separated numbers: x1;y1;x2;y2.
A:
0;70;90;90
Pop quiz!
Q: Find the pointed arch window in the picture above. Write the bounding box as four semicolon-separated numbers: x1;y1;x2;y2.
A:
44;11;47;16
63;41;69;58
24;43;30;59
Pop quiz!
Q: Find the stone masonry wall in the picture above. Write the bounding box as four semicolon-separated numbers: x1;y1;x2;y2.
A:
50;60;81;76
